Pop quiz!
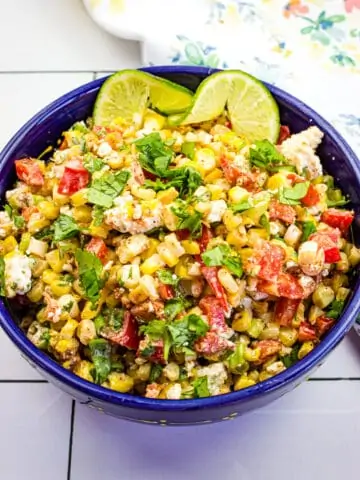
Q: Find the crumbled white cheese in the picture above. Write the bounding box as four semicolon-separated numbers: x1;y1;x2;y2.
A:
206;200;227;223
97;141;113;158
0;211;14;238
197;362;228;396
166;383;182;400
279;126;324;180
5;254;32;298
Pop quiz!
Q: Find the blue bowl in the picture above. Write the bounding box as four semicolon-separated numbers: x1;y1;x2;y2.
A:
1;66;360;426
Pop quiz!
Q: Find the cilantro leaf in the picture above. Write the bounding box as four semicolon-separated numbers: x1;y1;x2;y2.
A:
168;314;209;351
92;205;105;226
4;204;12;218
193;377;210;398
135;132;173;176
326;299;345;320
259;213;270;234
87;170;130;208
139;320;167;339
53;214;80;242
157;270;179;286
181;141;196;160
231;201;251;213
145;166;202;198
164;298;185;321
83;153;104;173
279;182;310;206
14;215;25;228
171;202;202;237
0;257;5;296
34;226;54;241
249;140;286;169
282;344;301;368
149;364;163;382
301;221;317;242
75;249;103;304
202;244;243;277
89;339;111;384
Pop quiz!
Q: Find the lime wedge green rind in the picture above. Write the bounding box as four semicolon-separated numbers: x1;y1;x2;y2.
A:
168;70;280;143
93;69;194;126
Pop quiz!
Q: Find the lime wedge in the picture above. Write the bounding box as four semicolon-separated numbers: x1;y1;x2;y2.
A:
168;70;280;143
93;69;194;126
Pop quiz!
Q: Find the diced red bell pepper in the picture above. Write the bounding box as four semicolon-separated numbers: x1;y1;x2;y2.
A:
220;156;243;184
158;284;175;300
201;266;229;312
301;184;320;207
15;158;44;187
309;230;341;264
269;199;296;224
246;241;286;282
257;339;281;361
58;158;90;195
86;237;109;264
277;125;291;145
321;208;354;234
138;338;165;364
258;273;305;300
274;298;301;326
298;322;317;342
105;311;140;350
278;273;305;299
22;206;39;222
199;225;213;253
176;229;190;241
199;296;226;332
195;331;235;356
316;316;335;337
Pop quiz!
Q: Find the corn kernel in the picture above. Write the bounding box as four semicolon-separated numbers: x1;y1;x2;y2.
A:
108;372;134;393
42;269;60;285
204;168;223;183
247;228;268;246
141;238;160;259
46;250;66;273
88;222;109;239
232;309;252;332
61;318;79;339
244;347;261;362
70;189;88;206
298;341;314;360
37;201;60;220
157;187;179;204
227;230;247;248
2;236;17;253
234;375;256;391
107;154;124;169
308;305;325;325
140;254;165;275
336;287;350;302
181;240;200;255
279;327;298;347
131;184;156;200
228;186;250;204
81;301;100;320
77;319;97;345
27;215;50;234
128;285;149;304
74;360;93;382
194;148;216;173
73;205;93;223
218;268;238;294
53;185;70;206
223;210;242;231
266;173;290;191
27;281;45;303
312;285;335;309
50;280;72;297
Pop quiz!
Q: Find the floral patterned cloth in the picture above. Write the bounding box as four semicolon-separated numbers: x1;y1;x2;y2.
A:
84;0;360;155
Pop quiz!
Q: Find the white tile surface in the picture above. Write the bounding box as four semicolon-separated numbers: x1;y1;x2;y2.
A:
0;0;141;71
0;73;93;149
0;383;72;480
71;381;360;480
0;2;360;480
0;328;41;380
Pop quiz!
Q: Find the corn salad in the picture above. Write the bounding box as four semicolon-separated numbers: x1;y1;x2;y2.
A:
0;112;358;400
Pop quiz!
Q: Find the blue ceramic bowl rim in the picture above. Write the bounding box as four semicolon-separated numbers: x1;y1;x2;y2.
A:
0;65;359;412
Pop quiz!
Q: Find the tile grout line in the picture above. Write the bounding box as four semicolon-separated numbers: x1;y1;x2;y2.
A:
0;379;48;383
308;377;360;382
0;70;116;75
92;72;98;81
67;400;76;480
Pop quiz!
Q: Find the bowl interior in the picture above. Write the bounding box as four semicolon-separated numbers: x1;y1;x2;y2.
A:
0;66;360;413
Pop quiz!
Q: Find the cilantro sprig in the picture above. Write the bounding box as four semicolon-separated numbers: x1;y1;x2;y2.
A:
75;249;104;304
201;244;243;277
53;214;81;242
249;139;294;172
87;170;130;208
